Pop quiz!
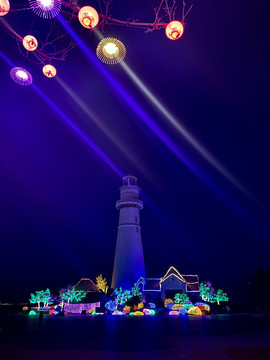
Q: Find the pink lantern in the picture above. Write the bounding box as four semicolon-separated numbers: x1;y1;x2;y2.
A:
42;64;57;78
78;6;99;29
165;21;184;40
23;35;38;51
0;0;10;16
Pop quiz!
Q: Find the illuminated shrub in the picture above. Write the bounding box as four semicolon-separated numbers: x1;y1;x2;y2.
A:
169;311;179;316
112;310;123;315
42;64;57;78
0;0;10;16
143;309;151;315
195;302;211;312
149;303;156;309
88;309;95;314
105;300;117;312
49;310;56;315
172;304;184;311
123;306;131;314
164;298;173;308
188;306;202;316
167;302;175;311
179;307;188;315
165;21;184;40
150;309;155;316
23;35;38;51
134;311;144;316
78;6;99;29
29;310;37;315
22;306;29;312
138;302;144;309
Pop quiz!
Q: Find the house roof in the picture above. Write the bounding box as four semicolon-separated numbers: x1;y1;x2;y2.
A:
143;278;161;291
73;278;100;293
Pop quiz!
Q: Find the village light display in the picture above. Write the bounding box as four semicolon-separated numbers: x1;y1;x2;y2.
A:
28;0;62;19
165;20;184;40
0;0;10;16
78;6;99;29
96;38;126;65
10;67;33;86
42;64;57;78
23;35;38;51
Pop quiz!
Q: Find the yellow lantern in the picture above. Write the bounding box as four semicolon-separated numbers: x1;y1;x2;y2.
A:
23;35;38;51
42;64;57;78
0;0;10;16
78;6;99;29
165;21;184;40
96;38;126;65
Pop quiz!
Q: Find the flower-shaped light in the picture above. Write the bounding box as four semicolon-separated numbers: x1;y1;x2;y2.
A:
10;67;33;86
78;6;99;29
96;38;126;65
0;0;10;16
42;64;57;78
28;0;61;19
23;35;38;51
165;21;184;40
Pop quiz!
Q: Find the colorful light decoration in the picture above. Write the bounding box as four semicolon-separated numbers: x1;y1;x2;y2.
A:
28;0;61;19
187;306;202;316
78;6;99;29
0;0;10;16
23;35;38;51
96;38;126;65
165;21;184;40
42;64;57;78
169;311;179;316
10;67;33;86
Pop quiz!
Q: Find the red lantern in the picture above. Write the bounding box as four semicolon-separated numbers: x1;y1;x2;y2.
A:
78;6;99;29
42;64;57;78
23;35;38;51
165;21;184;40
0;0;10;16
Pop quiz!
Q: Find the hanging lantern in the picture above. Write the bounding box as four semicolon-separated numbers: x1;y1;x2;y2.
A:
165;21;184;40
10;67;33;86
28;0;61;19
23;35;38;51
0;0;10;16
96;38;126;65
42;64;57;78
78;6;99;29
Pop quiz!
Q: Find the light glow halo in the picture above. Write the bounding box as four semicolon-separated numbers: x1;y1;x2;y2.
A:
0;0;10;16
10;67;33;86
28;0;61;19
23;35;38;51
96;38;126;65
42;64;57;78
165;21;184;40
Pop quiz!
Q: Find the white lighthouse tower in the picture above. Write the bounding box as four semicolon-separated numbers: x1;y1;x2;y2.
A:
111;175;146;289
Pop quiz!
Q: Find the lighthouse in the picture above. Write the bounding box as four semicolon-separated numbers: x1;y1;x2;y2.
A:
111;175;146;289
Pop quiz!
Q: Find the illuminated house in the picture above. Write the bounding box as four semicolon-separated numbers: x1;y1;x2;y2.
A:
137;266;200;303
73;278;100;293
111;175;146;289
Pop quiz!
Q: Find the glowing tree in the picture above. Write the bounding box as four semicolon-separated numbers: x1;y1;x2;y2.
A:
131;283;142;298
214;289;229;305
200;281;215;303
59;285;86;303
95;274;109;294
114;287;132;307
29;288;55;309
174;292;190;304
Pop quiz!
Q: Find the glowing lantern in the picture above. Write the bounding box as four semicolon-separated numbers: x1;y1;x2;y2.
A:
0;0;10;16
10;67;33;86
23;35;38;51
28;0;61;19
42;64;57;78
96;37;126;65
78;6;99;29
165;21;184;40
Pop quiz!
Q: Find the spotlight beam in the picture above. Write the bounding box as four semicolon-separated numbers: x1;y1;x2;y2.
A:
119;61;257;203
55;77;159;186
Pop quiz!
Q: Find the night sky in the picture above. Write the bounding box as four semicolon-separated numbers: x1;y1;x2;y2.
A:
0;0;270;304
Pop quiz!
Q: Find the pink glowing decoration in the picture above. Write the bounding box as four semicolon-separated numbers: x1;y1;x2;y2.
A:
10;67;33;86
23;35;38;51
42;64;57;78
165;21;184;40
0;0;9;16
78;6;99;29
28;0;61;19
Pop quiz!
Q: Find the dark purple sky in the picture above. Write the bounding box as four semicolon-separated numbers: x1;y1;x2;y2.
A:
0;0;269;303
